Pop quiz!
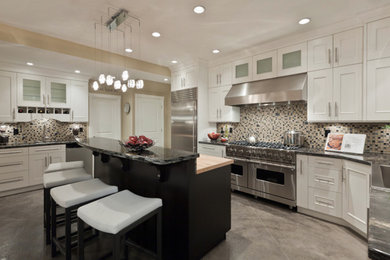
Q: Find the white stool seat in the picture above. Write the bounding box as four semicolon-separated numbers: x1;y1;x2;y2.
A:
50;179;118;208
43;168;91;189
77;190;162;234
45;161;84;173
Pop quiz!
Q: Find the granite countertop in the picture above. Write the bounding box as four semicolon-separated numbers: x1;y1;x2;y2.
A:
0;140;78;149
199;140;228;146
76;137;199;166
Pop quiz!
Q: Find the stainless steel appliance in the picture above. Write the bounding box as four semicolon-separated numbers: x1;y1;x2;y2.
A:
171;88;197;153
226;141;298;208
283;130;304;147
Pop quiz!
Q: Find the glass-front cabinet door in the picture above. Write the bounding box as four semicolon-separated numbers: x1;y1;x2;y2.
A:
232;57;252;84
17;73;46;107
277;42;308;77
252;50;277;80
46;78;71;108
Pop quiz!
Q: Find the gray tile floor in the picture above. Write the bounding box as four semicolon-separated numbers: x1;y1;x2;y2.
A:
0;189;369;260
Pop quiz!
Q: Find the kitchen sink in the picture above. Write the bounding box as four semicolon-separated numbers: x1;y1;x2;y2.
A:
380;165;390;188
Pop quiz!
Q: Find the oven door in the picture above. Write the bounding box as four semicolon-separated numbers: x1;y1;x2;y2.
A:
248;161;296;201
230;159;248;188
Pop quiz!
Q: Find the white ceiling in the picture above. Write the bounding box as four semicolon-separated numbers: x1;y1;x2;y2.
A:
0;0;389;69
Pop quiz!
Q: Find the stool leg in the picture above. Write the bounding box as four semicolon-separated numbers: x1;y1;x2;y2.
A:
78;218;84;260
113;234;121;260
65;208;72;260
156;209;162;260
51;198;57;257
44;188;51;245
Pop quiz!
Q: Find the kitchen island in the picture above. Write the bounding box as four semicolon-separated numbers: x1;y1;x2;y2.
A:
76;137;233;260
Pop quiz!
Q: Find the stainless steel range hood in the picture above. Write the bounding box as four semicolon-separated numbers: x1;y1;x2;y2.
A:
225;73;307;106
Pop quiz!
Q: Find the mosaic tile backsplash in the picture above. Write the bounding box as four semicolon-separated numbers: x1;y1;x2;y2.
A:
0;119;87;145
217;103;390;153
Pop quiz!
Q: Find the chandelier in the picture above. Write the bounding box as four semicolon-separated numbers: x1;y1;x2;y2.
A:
92;9;144;92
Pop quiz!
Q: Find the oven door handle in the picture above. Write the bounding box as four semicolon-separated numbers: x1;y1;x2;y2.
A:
248;159;296;170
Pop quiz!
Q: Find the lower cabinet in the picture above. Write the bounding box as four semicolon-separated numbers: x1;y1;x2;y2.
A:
198;143;226;158
0;148;29;192
297;154;371;235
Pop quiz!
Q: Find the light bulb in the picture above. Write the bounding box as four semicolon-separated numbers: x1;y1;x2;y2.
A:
136;80;144;89
92;81;99;91
122;70;129;81
121;84;128;92
98;74;106;84
114;80;121;90
128;79;135;88
106;75;114;86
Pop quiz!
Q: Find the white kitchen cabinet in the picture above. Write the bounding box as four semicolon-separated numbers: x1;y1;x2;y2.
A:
342;160;370;234
367;17;390;60
367;58;390;121
308;69;333;122
296;155;309;208
46;77;71;108
308;187;343;218
209;63;231;87
70;80;88;122
208;86;240;123
208;87;219;122
308;36;333;71
0;148;29;192
252;50;278;80
0;71;16;122
277;42;307;76
171;71;181;92
333;28;363;67
17;73;46;107
198;143;226;157
171;67;198;91
232;57;252;84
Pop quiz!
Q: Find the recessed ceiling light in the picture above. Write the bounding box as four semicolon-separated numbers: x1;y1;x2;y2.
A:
152;32;161;38
193;5;205;14
298;18;311;25
125;48;133;53
164;78;169;81
26;62;34;66
171;60;178;64
74;70;80;74
212;49;220;54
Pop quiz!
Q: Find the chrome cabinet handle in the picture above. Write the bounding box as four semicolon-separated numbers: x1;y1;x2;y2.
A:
36;148;60;152
45;156;47;167
0;162;23;167
328;49;331;64
50;156;52;164
335;47;339;63
342;167;346;182
328;102;331;117
0;177;23;184
335;102;338;117
0;150;23;155
300;160;303;175
317;161;333;165
13;108;15;120
43;94;46;105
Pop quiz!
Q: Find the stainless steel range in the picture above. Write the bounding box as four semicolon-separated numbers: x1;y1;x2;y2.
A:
226;141;298;208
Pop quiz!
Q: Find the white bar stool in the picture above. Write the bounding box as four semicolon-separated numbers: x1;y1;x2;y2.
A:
77;190;163;260
43;167;92;244
50;178;118;260
45;161;85;173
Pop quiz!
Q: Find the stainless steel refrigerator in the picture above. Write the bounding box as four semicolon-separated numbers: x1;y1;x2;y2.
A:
171;88;197;153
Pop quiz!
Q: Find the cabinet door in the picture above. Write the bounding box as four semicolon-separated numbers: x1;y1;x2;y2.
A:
232;57;252;84
48;151;66;165
171;72;181;91
307;69;333;122
367;58;390;120
0;71;16;122
343;161;370;234
308;36;333;71
296;155;309;209
46;77;71;108
208;87;220;122
333;27;363;67
220;85;240;122
28;153;47;185
17;73;46;107
220;63;232;86
253;50;277;80
209;66;219;87
277;42;307;76
71;80;88;122
367;17;390;60
183;67;197;89
333;64;362;121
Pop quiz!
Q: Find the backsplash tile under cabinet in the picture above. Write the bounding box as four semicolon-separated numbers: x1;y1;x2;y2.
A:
0;119;87;145
217;103;390;154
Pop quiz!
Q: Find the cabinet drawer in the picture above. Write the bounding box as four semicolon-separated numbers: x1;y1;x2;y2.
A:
198;144;225;158
0;148;28;158
309;156;342;170
29;145;65;154
0;155;28;174
308;187;342;218
308;167;342;192
0;170;29;192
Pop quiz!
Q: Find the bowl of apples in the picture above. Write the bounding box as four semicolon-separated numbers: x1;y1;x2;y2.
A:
120;135;154;152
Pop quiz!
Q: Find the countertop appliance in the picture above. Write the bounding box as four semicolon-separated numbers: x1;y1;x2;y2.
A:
171;88;197;153
227;140;298;208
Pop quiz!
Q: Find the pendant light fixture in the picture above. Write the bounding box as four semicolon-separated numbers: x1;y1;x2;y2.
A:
121;84;128;92
136;79;144;89
122;70;129;81
114;80;121;89
92;81;99;91
128;79;135;88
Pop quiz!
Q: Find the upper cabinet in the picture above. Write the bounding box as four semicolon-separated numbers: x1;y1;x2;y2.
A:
252;51;277;80
277;42;308;77
209;63;231;87
46;78;71;108
0;71;16;122
368;17;390;61
333;28;363;67
232;57;252;84
70;80;89;122
308;36;333;71
17;73;46;107
171;66;198;91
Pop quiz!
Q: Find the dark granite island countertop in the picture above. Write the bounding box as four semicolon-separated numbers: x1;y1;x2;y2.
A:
76;137;199;165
